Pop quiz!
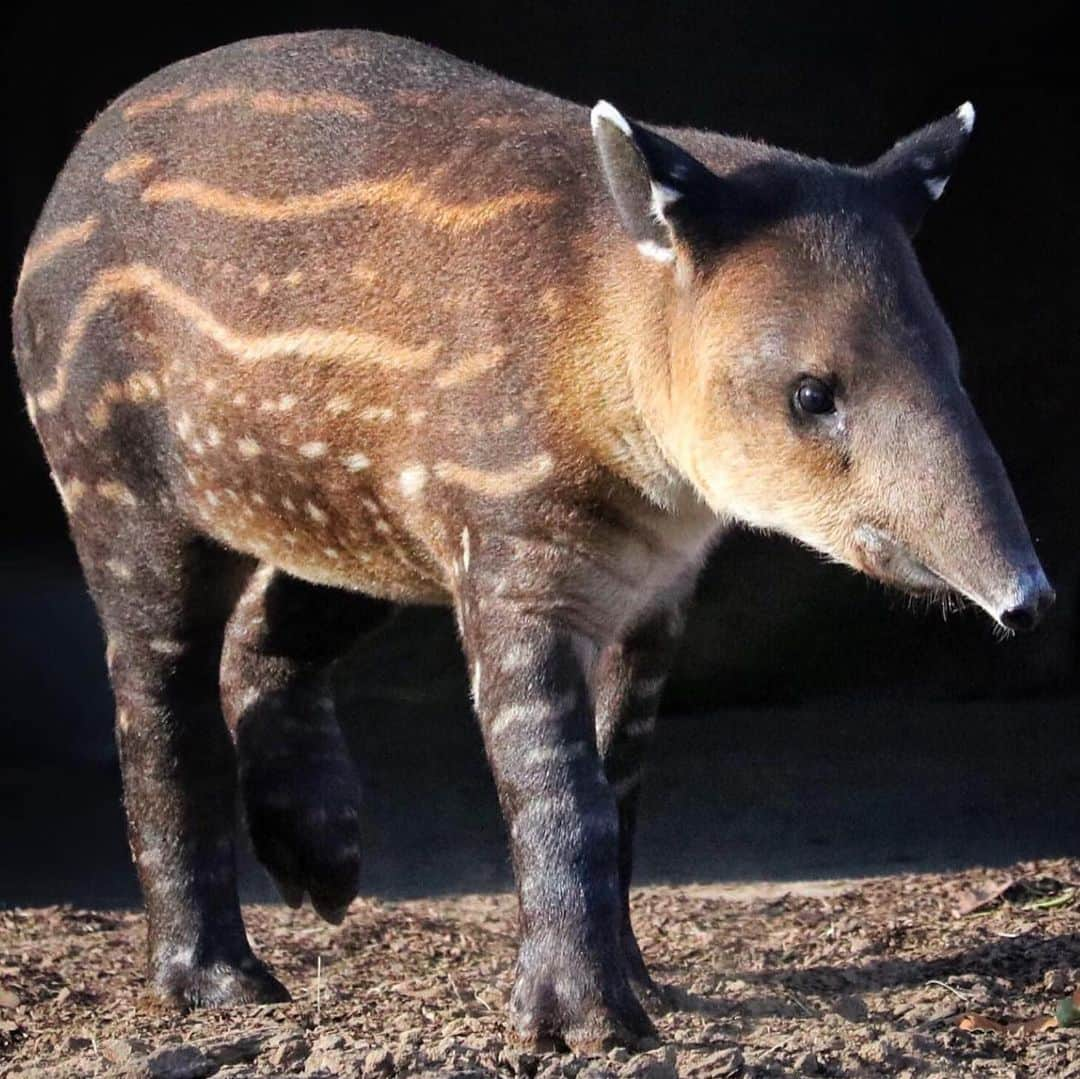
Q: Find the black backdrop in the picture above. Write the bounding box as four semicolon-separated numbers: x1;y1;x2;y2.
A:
1;2;1077;900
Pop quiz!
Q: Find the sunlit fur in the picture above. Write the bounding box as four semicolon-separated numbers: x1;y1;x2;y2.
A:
10;28;1047;1050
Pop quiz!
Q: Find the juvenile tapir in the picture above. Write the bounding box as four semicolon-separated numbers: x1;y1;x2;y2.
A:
13;28;1054;1051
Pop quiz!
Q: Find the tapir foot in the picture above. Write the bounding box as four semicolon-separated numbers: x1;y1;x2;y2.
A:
622;927;674;1013
243;757;363;924
509;951;657;1053
152;953;290;1009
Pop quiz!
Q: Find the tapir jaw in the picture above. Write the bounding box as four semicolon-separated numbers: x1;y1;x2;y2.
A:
853;525;951;596
851;524;1056;633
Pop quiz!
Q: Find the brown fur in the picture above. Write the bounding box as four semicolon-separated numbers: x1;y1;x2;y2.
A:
12;29;1051;1051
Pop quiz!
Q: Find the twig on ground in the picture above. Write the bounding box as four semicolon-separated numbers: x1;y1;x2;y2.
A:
927;980;973;1001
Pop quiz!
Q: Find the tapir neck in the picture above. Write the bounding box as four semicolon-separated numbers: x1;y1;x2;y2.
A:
547;239;701;516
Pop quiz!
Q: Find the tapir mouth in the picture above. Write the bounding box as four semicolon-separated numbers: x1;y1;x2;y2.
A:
853;523;1056;633
853;524;956;598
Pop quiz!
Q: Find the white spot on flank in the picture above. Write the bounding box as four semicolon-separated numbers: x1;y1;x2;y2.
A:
399;464;428;497
637;240;676;263
956;100;976;134
323;547;340;559
305;501;328;524
97;481;138;506
591;99;632;137
924;175;949;200
176;412;193;441
106;559;132;580
278;394;298;411
325;394;352;415
237;437;261;458
66;477;87;513
205;425;222;447
205;490;220;507
461;527;471;571
299;441;328;459
343;452;371;471
281;496;296;513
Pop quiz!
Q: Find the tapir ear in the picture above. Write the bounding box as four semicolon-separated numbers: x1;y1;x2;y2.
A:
867;102;975;234
590;100;719;264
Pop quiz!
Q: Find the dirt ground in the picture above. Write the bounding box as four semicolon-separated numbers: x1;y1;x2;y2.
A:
1;859;1077;1079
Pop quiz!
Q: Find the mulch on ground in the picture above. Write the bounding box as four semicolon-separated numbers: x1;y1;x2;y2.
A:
2;859;1078;1078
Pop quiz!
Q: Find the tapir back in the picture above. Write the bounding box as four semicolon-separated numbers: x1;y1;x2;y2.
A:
14;30;623;601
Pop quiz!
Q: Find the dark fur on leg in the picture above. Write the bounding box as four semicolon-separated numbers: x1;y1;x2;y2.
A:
81;526;287;1008
221;566;391;923
459;590;655;1052
595;598;689;1007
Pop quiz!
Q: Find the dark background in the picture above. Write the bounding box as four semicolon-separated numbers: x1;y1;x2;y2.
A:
2;2;1077;907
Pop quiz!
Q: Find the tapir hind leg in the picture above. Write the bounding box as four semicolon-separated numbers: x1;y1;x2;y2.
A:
72;513;287;1007
220;565;392;923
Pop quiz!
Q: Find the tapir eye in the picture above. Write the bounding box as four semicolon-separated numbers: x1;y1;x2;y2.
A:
793;376;835;416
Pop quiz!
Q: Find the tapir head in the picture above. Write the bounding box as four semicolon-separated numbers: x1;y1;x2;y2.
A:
592;101;1054;632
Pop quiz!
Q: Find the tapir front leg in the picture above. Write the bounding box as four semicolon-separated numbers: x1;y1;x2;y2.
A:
458;592;655;1051
594;599;689;999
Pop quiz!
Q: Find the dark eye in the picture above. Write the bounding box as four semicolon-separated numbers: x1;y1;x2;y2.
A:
794;376;835;416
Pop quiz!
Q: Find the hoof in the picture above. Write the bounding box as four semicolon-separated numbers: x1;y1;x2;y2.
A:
152;955;290;1010
634;976;678;1015
623;926;673;1013
242;757;362;925
510;951;656;1053
561;1007;658;1054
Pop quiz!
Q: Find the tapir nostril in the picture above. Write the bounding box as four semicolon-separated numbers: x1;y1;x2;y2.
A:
1000;605;1037;633
999;581;1055;633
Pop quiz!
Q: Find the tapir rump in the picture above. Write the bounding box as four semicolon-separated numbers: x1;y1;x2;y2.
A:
13;29;1054;1051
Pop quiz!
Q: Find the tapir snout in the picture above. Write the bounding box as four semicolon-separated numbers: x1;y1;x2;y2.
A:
853;379;1055;632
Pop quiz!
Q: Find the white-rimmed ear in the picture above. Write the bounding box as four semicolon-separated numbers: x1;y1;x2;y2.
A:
867;102;975;234
590;100;719;264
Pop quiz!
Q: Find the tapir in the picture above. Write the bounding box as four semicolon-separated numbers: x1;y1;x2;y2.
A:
12;29;1054;1051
